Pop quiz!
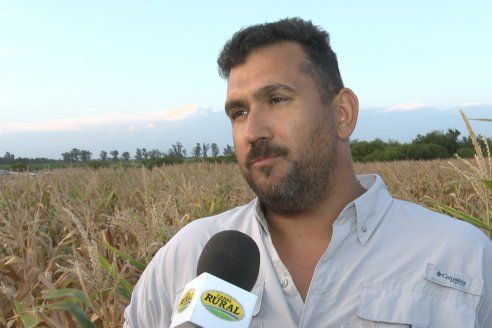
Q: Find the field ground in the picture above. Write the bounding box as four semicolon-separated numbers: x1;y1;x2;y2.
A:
1;159;490;327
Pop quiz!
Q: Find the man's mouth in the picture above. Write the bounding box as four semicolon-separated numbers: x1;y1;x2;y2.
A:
245;140;289;169
249;155;280;167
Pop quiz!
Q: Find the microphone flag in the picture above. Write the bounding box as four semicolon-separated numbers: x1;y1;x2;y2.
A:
170;272;258;327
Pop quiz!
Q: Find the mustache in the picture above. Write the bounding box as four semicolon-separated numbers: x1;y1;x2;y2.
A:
245;140;289;167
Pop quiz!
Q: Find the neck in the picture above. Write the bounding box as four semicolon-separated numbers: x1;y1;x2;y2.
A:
265;171;365;241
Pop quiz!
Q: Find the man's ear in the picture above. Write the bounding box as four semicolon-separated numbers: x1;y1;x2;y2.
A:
334;88;359;140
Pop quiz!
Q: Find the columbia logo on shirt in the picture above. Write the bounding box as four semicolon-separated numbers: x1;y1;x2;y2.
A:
436;271;467;287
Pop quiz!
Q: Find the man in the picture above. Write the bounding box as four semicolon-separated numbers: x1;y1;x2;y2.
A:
124;18;492;327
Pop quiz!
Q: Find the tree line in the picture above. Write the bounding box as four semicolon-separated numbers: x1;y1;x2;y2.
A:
2;129;491;170
0;142;237;170
351;129;491;162
56;142;236;163
0;152;59;168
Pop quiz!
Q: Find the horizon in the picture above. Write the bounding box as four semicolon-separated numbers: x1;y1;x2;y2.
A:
3;107;491;161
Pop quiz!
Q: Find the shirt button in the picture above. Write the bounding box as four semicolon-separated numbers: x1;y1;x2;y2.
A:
361;224;367;233
281;278;289;288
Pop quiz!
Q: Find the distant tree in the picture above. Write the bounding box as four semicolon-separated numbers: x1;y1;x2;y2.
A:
109;150;119;161
223;145;235;157
182;149;187;158
122;151;131;161
211;143;220;157
62;152;71;162
100;150;108;161
192;143;202;158
141;148;149;160
351;139;386;162
456;135;492;158
202;143;210;158
79;150;92;162
362;143;449;162
387;139;401;146
407;144;449;160
4;152;15;162
135;148;143;161
351;141;372;162
148;149;162;159
70;148;81;161
169;142;185;158
413;128;461;156
458;136;476;149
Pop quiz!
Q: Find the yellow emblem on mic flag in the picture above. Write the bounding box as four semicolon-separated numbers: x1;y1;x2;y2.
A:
201;290;244;321
177;288;195;313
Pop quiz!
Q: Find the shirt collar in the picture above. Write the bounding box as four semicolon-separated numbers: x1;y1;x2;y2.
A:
254;199;269;234
352;174;393;245
253;174;393;245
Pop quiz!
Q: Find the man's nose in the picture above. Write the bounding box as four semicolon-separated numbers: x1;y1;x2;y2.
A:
243;105;273;144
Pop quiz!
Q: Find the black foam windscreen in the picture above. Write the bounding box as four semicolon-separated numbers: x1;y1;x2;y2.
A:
196;230;260;292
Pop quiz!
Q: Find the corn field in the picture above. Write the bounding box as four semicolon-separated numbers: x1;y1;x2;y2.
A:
1;146;490;326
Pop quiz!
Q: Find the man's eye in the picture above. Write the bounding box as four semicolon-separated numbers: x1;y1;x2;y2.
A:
270;97;287;104
231;110;247;121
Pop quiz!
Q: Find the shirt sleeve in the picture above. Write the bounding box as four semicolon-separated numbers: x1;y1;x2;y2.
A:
476;239;492;327
123;247;174;328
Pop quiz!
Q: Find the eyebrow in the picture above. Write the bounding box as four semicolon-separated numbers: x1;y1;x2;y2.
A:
224;99;247;117
225;83;296;115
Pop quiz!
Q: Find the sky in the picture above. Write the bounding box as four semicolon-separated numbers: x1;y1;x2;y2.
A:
1;1;491;159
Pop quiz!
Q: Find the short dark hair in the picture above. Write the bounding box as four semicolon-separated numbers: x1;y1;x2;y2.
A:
217;17;344;103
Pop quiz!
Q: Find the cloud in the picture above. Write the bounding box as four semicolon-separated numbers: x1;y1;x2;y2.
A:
163;104;198;120
462;102;481;107
0;105;201;135
383;102;427;112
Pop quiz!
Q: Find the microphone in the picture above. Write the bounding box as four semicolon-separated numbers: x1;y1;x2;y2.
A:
170;230;260;328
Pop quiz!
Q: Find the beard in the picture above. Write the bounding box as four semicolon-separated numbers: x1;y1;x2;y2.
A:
240;128;337;215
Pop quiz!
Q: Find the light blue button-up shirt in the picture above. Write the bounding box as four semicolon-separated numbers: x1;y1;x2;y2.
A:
124;174;492;327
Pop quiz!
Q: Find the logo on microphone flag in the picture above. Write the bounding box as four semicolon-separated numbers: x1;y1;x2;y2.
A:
201;290;244;321
177;288;195;313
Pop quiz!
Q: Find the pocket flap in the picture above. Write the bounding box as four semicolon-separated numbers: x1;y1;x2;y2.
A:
425;263;483;295
358;286;430;327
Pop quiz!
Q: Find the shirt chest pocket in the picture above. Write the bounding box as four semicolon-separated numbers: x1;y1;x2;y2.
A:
357;285;481;328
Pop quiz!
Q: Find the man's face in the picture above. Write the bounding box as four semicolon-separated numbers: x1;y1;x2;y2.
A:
225;42;339;214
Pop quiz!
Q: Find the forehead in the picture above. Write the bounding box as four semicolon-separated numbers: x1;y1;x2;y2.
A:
226;42;312;97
